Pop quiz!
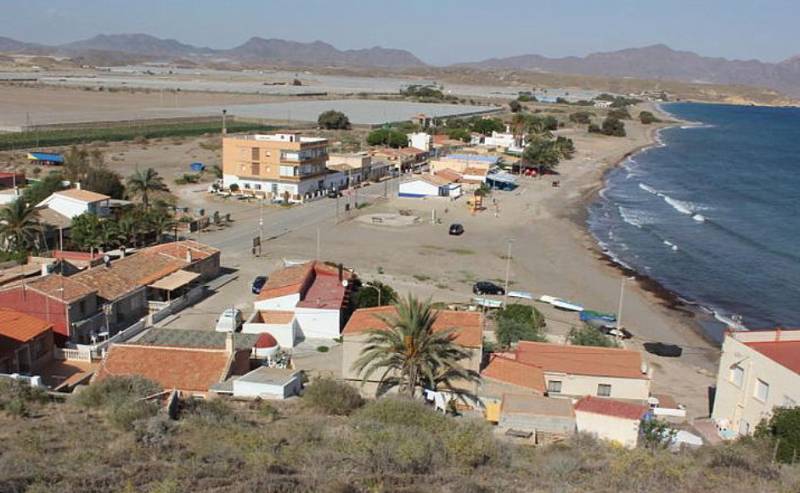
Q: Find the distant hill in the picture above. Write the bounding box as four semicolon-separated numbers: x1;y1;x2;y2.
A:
227;37;426;68
456;44;800;97
0;33;426;69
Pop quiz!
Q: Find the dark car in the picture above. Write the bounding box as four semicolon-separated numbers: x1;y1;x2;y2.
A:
644;342;683;358
327;190;342;199
251;276;268;294
472;281;505;296
449;223;464;235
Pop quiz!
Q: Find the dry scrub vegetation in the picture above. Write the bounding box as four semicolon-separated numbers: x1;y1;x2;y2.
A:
0;377;798;493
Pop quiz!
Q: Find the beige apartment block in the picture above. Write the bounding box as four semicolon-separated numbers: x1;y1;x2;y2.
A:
712;328;800;436
222;133;347;202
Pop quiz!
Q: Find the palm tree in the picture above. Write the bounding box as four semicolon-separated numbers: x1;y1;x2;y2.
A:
126;168;169;209
352;295;480;399
116;214;140;248
0;199;41;254
147;209;176;243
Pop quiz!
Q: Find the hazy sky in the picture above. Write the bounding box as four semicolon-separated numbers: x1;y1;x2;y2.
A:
2;0;797;65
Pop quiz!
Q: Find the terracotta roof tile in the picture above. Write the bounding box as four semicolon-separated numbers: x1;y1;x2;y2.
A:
26;275;96;303
257;262;314;300
343;306;482;348
435;168;463;183
144;240;219;261
257;261;353;303
73;253;185;300
482;355;546;392
744;340;800;374
515;341;647;380
96;344;234;393
463;167;489;176
0;308;52;342
574;396;648;420
55;188;110;203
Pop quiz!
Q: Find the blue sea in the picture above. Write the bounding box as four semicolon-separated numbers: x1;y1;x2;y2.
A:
587;102;800;342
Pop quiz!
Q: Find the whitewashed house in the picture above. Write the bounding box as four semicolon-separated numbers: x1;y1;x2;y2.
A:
398;174;462;199
37;187;111;219
231;367;303;400
574;396;648;449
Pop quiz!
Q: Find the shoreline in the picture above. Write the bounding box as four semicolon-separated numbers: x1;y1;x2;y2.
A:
570;106;723;349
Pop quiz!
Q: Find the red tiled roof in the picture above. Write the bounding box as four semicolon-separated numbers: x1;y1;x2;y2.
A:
145;240;219;261
258;261;353;305
435;168;462;183
745;340;800;374
515;341;647;380
257;262;314;300
574;396;648;420
463;167;489;177
0;307;52;342
482;354;546;392
72;253;185;300
255;333;278;348
25;274;96;303
96;344;233;393
343;306;483;348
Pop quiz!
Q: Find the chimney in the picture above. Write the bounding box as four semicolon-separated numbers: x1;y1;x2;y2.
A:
338;263;343;281
186;249;193;263
225;332;234;355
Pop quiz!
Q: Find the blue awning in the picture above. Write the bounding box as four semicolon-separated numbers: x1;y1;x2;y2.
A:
27;152;64;163
487;172;517;185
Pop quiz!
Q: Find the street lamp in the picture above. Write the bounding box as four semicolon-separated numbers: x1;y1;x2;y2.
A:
503;239;514;303
363;283;382;307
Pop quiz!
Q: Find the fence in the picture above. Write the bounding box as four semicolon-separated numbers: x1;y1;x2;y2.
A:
151;285;207;325
53;347;93;362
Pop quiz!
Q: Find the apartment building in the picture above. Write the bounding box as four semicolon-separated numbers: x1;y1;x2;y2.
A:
222;133;346;202
712;328;800;436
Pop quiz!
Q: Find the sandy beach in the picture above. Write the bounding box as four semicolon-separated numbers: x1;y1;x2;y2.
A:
238;102;719;418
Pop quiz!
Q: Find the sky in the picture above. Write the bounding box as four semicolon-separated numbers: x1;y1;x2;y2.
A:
1;0;797;65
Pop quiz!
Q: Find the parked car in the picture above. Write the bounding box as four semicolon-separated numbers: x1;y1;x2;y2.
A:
327;190;342;199
449;223;464;235
644;342;682;357
215;308;243;332
472;281;505;296
251;276;267;294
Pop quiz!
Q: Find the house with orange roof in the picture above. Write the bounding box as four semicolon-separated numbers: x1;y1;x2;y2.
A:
341;306;483;395
37;185;111;219
94;333;251;398
711;328;800;437
480;341;651;401
574;396;649;448
247;261;356;343
0;308;54;374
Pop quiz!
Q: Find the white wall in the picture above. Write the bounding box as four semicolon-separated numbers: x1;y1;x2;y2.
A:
43;195;89;219
575;411;641;449
242;320;299;348
711;335;800;436
399;180;440;197
545;373;650;401
294;307;341;339
253;293;300;311
233;376;301;399
408;133;432;152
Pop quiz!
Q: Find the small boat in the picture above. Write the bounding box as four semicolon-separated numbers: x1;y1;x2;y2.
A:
580;310;617;323
538;295;559;304
508;290;533;300
473;297;504;309
550;299;584;312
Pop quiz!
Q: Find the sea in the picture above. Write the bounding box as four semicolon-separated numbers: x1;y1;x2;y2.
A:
587;102;800;343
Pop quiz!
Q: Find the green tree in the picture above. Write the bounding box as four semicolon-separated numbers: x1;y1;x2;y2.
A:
352;295;480;398
22;172;66;205
470;118;505;136
568;325;619;347
639;111;660;124
569;111;593;125
755;406;800;463
367;128;408;148
70;212;103;254
522;137;561;171
146;208;176;243
317;110;351;130
445;127;471;142
84;167;125;199
640;418;677;450
126;168;169;209
608;108;631;120
354;281;398;308
0;199;41;254
509;100;522;113
63;145;104;183
601;117;627;137
494;304;546;347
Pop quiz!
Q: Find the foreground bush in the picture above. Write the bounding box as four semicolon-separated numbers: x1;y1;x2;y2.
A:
304;377;364;416
0;378;48;417
74;376;162;430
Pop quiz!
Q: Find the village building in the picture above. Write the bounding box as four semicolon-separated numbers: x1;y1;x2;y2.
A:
247;261;356;343
326;152;374;186
370;147;429;174
496;393;576;444
711;328;800;437
222;133;346;202
430;153;499;174
398;174;462;198
574;396;649;449
211;366;303;400
0;308;54;375
341;306;483;395
37;187;111;219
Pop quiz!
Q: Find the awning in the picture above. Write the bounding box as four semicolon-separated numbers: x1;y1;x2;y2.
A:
148;270;201;291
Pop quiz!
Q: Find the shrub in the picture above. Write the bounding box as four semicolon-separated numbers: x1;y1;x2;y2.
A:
133;415;174;449
568;326;620;347
495;304;546;347
317;345;330;353
509;100;522;113
608;108;631;120
569;111;593;124
0;379;48;417
639;111;661;124
74;375;162;409
601;117;626;137
304;377;363;415
755;406;800;463
108;399;159;431
442;419;501;468
348;420;444;474
366;128;408;148
181;398;237;425
355;397;447;431
318;110;351;130
353;280;398;308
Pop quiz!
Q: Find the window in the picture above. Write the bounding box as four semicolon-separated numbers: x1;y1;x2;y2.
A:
244;183;251;189
730;364;744;387
254;184;262;190
280;165;296;177
597;384;612;397
271;183;278;194
754;379;769;402
78;300;86;316
547;380;562;394
251;163;260;176
251;147;260;161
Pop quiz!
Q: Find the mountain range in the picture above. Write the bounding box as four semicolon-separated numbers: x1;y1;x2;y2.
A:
1;33;799;97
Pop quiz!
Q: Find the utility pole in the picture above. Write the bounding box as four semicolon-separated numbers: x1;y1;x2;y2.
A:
258;198;264;256
616;276;633;332
503;239;513;304
222;109;227;135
